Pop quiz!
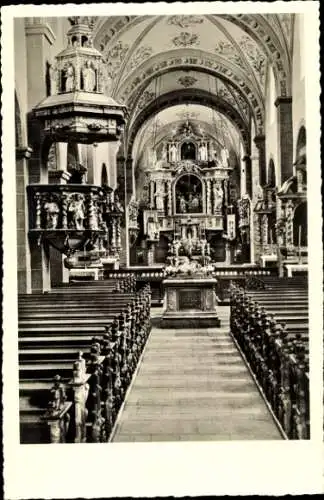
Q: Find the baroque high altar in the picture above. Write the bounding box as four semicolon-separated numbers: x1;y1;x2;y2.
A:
140;121;233;265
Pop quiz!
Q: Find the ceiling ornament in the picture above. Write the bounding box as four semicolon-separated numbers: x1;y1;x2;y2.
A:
177;75;198;88
103;40;129;80
172;32;199;48
167;15;204;29
222;14;289;96
176;110;199;120
214;41;245;71
239;35;267;86
128;45;154;71
98;17;133;51
119;54;264;132
136;90;156;110
276;13;292;47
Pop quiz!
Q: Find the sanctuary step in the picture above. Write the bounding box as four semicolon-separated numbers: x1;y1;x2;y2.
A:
111;307;282;442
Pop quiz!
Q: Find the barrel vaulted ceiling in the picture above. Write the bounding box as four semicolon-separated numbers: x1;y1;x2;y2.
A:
89;14;293;161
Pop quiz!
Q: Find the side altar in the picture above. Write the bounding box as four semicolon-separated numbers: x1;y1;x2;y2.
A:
160;253;221;329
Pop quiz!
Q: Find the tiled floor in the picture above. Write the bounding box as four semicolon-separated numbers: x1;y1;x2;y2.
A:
112;306;282;442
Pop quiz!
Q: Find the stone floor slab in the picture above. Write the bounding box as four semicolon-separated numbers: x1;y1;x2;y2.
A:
112;307;282;442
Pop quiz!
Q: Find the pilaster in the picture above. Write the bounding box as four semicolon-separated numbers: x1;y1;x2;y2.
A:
275;97;293;184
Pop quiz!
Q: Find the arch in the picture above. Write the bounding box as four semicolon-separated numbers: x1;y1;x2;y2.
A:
268;158;276;187
101;163;109;186
118;52;264;133
174;173;204;215
127;89;250;158
293;201;307;247
296;125;306;159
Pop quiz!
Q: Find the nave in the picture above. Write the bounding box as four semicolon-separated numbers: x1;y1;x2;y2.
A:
13;13;315;445
112;307;282;442
19;271;309;444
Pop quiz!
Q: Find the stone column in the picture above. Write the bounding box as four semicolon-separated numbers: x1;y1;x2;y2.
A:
254;135;266;187
275;97;293;184
225;241;231;265
48;169;71;286
55;142;68;171
167;180;172;215
206;179;211;214
147;244;155;266
25;19;56;109
150;180;155;209
29;237;51;293
212;180;217;214
16;147;33;294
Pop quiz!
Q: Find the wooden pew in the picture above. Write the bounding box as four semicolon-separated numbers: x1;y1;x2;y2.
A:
230;277;309;440
19;282;151;443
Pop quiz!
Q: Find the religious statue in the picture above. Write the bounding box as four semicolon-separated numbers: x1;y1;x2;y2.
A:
147;216;157;240
199;142;208;162
114;193;124;213
49;63;58;95
49;375;67;414
43;196;60;229
214;182;223;212
162;145;168;161
82;60;96;92
68;194;85;230
179;195;187;213
169;143;178;163
65;63;75;92
154;184;166;211
221;147;229;167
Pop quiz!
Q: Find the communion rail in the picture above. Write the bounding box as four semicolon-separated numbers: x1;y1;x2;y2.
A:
19;284;151;443
230;282;309;439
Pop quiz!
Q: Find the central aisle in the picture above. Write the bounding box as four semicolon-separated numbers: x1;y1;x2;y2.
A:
112;306;282;442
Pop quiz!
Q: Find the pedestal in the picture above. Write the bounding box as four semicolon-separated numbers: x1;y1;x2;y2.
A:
160;277;221;328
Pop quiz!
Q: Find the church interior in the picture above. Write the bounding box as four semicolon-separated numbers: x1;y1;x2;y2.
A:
15;14;311;444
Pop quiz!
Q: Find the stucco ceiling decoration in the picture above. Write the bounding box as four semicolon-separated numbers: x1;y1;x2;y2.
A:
214;40;245;71
135;90;156;111
101;39;129;94
178;75;198;87
167;15;204;29
172;31;200;48
117;51;264;131
220;14;291;96
126;45;154;72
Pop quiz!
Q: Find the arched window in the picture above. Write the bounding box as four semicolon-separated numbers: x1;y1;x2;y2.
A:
175;174;203;214
268;159;276;187
101;163;109;186
293;201;307;247
181;141;196;160
296;125;306;161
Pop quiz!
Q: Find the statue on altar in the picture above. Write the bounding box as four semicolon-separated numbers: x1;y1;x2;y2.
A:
198;142;208;162
147;216;158;240
82;60;96;92
221;147;229;167
154;183;166;211
214;182;223;212
169;143;178;163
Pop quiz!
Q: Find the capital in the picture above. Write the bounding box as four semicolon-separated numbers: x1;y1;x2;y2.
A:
274;96;292;108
